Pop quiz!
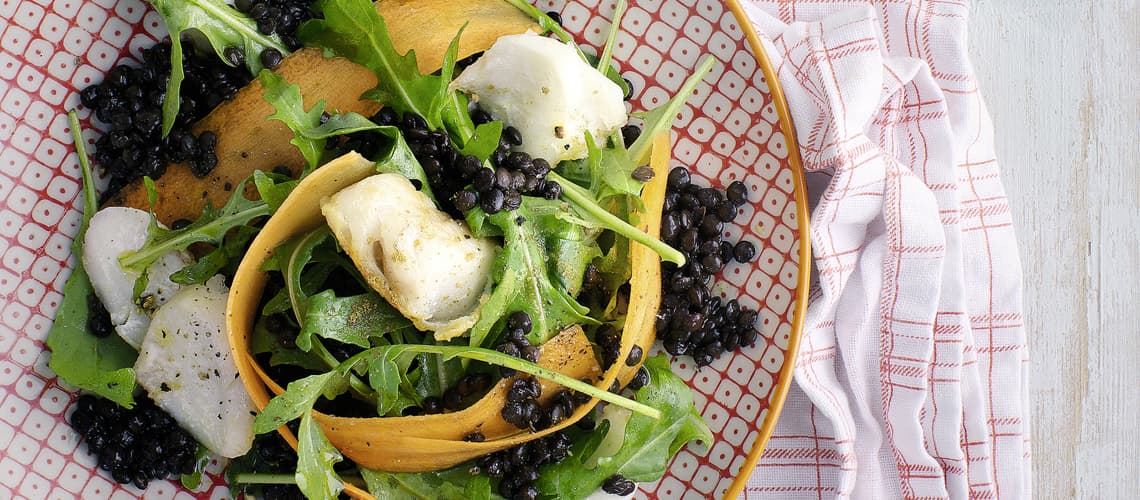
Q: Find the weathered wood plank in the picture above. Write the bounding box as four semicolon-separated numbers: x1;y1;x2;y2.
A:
969;0;1140;497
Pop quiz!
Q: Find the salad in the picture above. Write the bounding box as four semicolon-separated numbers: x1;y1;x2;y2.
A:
45;0;768;498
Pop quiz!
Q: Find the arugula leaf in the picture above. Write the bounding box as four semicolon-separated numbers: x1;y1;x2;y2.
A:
297;290;412;351
254;371;350;434
457;120;503;160
253;170;298;213
296;410;345;499
433;23;472;138
361;466;491;500
300;0;444;128
258;69;383;173
593;204;635;312
145;0;289;136
280;226;342;328
46;262;139;407
546;221;602;299
585;132;643;205
534;355;712;498
547;170;684;265
465;202;595;347
250;315;326;371
45;111;137;408
163;38;186;138
346;344;659;419
356;340;459;416
370;126;437;202
118;177;271;274
409;351;464;403
180;445;211;490
521;198;602;298
169;224;260;285
263;225;355;319
364;347;406;415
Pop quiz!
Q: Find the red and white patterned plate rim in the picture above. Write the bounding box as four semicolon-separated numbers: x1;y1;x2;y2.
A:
0;0;809;498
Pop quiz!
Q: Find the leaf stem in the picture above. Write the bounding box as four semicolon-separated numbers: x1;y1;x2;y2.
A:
189;0;289;54
628;55;716;166
67;111;98;228
547;171;684;265
366;345;661;419
118;202;270;270
501;0;576;45
595;0;627;74
232;472;368;488
310;339;376;403
231;473;298;485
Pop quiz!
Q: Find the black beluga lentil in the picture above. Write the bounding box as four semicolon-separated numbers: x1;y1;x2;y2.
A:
81;40;251;198
69;394;199;489
233;0;320;51
476;431;574;500
657;168;762;367
603;474;637;495
235;432;309;499
332;106;562;219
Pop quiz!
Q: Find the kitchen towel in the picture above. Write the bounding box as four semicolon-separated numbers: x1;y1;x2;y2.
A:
738;2;1030;498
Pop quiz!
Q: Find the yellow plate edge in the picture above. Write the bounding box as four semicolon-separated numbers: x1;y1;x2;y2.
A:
721;2;812;498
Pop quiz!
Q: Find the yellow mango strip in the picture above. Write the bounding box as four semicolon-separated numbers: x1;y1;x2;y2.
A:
104;49;379;225
107;1;537;225
225;152;377;499
228;152;378;415
377;0;539;74
315;326;601;471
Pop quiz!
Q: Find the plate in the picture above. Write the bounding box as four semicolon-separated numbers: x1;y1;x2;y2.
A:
0;0;809;498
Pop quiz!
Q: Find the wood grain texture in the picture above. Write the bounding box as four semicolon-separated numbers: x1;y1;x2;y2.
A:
968;1;1140;497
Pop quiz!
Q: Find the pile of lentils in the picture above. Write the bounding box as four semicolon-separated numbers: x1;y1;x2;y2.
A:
232;0;319;53
68;395;199;489
337;107;564;218
80;41;249;197
489;312;591;432
656;167;761;367
476;431;574;500
244;433;309;500
80;0;324;198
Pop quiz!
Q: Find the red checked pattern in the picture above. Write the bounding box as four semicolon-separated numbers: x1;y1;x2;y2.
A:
0;0;804;498
738;1;1029;499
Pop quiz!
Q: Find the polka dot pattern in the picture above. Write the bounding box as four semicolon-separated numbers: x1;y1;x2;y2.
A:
0;0;233;497
1;0;804;498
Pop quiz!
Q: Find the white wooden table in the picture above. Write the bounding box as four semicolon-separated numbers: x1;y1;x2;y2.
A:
968;1;1140;497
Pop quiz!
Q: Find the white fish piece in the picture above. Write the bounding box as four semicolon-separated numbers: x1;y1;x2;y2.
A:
82;207;191;349
134;276;255;458
321;173;498;340
449;31;627;164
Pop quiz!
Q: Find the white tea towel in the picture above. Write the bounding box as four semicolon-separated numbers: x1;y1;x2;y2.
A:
738;2;1030;498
